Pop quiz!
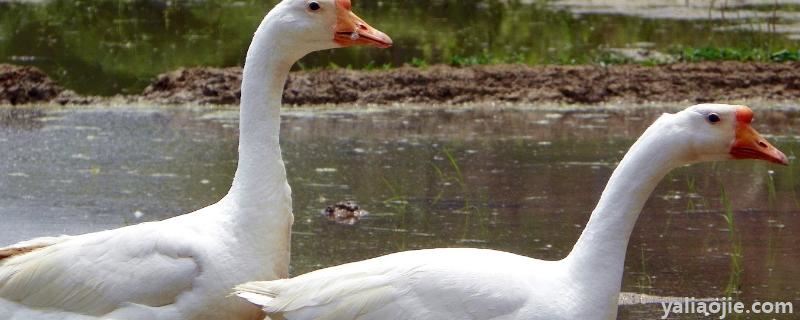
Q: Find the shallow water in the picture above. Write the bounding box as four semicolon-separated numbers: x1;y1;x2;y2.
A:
1;0;799;95
0;104;798;318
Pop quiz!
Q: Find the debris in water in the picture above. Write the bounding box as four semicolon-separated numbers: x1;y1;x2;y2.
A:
322;200;368;225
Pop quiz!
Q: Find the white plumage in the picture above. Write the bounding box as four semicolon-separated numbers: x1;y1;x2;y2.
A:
0;0;391;319
1;203;288;319
236;104;788;320
238;249;550;320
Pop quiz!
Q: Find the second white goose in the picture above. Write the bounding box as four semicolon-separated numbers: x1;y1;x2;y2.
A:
236;104;788;320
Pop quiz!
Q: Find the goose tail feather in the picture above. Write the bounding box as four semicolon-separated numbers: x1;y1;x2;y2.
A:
234;282;278;309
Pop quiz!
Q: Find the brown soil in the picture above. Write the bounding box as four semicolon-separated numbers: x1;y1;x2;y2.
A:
3;62;800;106
142;61;800;105
0;65;65;105
144;67;244;105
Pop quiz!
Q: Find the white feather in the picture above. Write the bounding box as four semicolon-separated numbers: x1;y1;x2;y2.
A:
0;0;387;318
235;105;784;320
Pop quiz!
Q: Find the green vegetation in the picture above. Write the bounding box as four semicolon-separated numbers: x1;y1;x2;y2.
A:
389;46;800;68
634;247;655;295
766;170;778;203
736;4;800;12
381;176;409;210
591;47;800;66
409;57;428;69
448;52;525;67
431;148;492;242
676;47;800;63
1;0;798;95
432;148;487;215
720;187;743;298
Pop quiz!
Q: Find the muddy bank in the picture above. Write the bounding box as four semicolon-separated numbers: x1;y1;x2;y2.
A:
143;62;800;105
0;65;98;105
0;65;64;105
3;62;800;106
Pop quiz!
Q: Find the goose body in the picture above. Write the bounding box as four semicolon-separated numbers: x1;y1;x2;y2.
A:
0;1;391;319
1;203;292;320
236;104;788;320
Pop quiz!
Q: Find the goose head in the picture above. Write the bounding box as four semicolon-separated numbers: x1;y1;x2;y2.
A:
669;104;788;165
265;0;392;56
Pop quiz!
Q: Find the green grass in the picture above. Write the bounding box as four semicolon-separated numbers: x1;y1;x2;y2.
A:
593;51;643;66
409;57;428;69
408;47;800;69
381;176;412;251
413;51;527;67
766;170;778;204
591;47;800;66
429;148;493;241
381;176;409;208
635;247;655;294
720;187;743;298
675;47;800;63
735;4;800;12
7;0;800;95
431;148;473;211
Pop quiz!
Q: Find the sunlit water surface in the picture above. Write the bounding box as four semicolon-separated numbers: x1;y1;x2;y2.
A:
0;104;799;319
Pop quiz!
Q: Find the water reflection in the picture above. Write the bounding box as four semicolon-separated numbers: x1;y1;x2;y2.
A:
0;0;798;95
0;108;46;130
0;104;798;318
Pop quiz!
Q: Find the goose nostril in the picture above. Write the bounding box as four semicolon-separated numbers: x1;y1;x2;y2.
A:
758;141;768;148
358;24;367;30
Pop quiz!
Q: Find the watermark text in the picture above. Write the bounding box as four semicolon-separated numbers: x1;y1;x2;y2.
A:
661;297;793;319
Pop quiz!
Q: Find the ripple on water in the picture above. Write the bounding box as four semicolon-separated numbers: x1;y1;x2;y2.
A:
0;106;798;320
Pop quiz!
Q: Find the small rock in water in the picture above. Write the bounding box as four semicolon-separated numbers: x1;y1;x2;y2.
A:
322;200;368;225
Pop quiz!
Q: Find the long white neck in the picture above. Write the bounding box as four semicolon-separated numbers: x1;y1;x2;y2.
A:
223;13;305;226
564;114;687;297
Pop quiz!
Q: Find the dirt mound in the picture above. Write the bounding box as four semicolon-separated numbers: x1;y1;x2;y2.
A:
142;62;800;105
143;67;243;105
4;62;800;106
0;65;65;105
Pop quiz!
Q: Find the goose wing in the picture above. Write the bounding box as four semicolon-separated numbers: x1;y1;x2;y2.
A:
237;248;532;320
0;235;73;260
0;222;199;316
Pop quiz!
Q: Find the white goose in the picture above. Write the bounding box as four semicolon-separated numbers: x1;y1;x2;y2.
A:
236;104;788;320
0;1;391;319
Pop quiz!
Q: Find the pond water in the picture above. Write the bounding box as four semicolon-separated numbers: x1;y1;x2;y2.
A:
0;104;798;319
1;0;799;95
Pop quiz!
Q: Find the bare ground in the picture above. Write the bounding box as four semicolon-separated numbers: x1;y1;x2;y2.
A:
2;62;800;106
0;65;64;105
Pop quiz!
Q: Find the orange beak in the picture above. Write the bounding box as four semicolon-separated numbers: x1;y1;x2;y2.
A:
333;0;392;48
729;107;788;165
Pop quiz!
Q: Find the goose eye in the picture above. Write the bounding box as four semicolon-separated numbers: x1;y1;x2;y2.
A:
308;1;321;11
707;113;721;123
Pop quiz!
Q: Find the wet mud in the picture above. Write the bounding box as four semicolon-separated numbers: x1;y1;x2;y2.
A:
0;65;65;105
3;62;800;106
